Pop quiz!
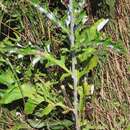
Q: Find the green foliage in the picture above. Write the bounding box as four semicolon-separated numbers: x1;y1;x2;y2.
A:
27;118;73;129
0;83;35;104
0;0;124;129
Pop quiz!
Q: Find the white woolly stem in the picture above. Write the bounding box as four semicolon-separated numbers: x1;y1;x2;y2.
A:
68;0;80;130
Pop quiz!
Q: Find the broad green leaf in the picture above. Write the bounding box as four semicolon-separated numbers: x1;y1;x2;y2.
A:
76;19;106;46
28;119;73;129
78;48;96;62
22;83;36;98
24;98;38;114
0;84;23;104
0;83;36;104
83;82;92;96
43;52;72;75
0;69;15;86
85;19;105;41
0;57;6;63
41;103;54;116
19;47;38;56
78;82;91;113
79;56;99;78
24;94;46;114
87;18;109;41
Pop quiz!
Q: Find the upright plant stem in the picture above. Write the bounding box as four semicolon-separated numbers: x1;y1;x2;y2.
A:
68;1;80;130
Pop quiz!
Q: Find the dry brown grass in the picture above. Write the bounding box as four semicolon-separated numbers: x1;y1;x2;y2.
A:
90;0;130;129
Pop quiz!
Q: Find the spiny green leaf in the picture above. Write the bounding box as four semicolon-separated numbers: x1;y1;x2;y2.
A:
43;52;72;75
76;18;107;46
28;119;73;129
0;83;36;104
78;82;91;113
41;103;54;116
78;48;96;62
79;56;99;78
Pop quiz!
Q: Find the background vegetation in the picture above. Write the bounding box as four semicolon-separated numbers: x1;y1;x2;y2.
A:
0;0;130;130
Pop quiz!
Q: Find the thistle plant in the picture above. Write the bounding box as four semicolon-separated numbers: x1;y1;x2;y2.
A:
0;0;120;130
